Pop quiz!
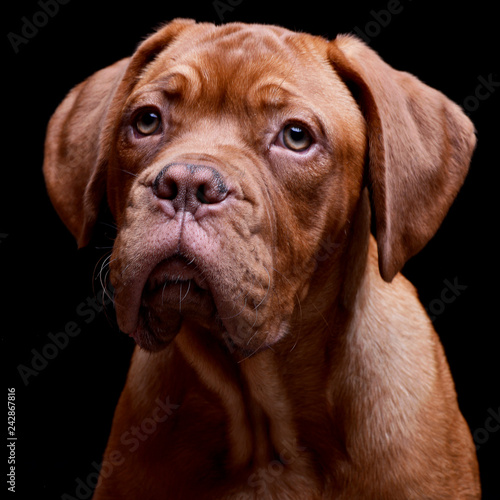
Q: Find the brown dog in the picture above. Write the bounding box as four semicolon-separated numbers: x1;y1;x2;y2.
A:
43;19;480;499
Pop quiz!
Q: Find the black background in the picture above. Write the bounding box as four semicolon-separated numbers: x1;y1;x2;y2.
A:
3;0;499;498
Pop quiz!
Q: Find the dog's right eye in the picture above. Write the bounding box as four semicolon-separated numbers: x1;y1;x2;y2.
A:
134;110;161;135
275;123;314;152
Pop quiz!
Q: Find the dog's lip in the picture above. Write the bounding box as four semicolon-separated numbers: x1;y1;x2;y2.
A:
145;257;208;292
113;255;210;336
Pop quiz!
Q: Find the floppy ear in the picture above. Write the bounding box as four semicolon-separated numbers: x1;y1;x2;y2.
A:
43;18;196;248
328;35;476;282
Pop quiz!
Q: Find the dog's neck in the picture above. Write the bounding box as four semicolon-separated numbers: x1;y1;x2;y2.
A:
173;191;373;471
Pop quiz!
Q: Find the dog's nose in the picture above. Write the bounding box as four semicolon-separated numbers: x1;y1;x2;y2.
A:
152;163;229;214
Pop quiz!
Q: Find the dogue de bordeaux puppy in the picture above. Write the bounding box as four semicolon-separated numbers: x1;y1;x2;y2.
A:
43;19;480;499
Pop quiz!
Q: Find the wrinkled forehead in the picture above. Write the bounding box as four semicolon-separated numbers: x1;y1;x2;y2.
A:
136;23;336;110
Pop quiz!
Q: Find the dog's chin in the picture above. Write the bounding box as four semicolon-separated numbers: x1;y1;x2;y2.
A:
130;313;181;352
131;279;218;352
129;293;285;357
121;257;287;355
131;314;279;358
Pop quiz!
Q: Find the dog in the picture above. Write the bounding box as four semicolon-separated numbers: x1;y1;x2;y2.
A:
43;19;480;499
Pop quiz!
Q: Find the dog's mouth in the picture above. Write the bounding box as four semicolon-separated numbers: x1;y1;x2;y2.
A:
130;256;219;350
144;257;210;295
112;240;281;354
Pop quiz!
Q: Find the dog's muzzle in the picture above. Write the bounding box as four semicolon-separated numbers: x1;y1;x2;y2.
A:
152;163;230;217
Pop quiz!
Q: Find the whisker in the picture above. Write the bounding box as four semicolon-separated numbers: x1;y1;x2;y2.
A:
271;266;303;352
251;306;259;328
289;297;303;353
116;168;138;178
232;286;248;301
246;328;260;346
237;334;270;363
120;263;132;277
101;260;117;303
98;221;118;230
89;252;117;324
101;268;115;305
312;302;329;327
252;265;271;310
161;280;168;305
93;252;110;280
218;297;247;320
93;253;112;295
180;280;191;311
196;269;209;288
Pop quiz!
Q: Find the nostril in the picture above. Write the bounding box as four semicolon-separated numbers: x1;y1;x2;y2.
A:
196;181;229;204
154;175;178;200
196;185;208;204
152;163;230;212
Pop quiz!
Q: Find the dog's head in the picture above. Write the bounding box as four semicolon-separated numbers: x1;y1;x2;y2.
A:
43;19;475;353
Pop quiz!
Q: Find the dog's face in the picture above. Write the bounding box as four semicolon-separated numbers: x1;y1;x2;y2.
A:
43;20;475;354
107;24;366;352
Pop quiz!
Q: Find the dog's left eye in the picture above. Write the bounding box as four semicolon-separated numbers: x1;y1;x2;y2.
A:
134;110;161;135
279;124;313;152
